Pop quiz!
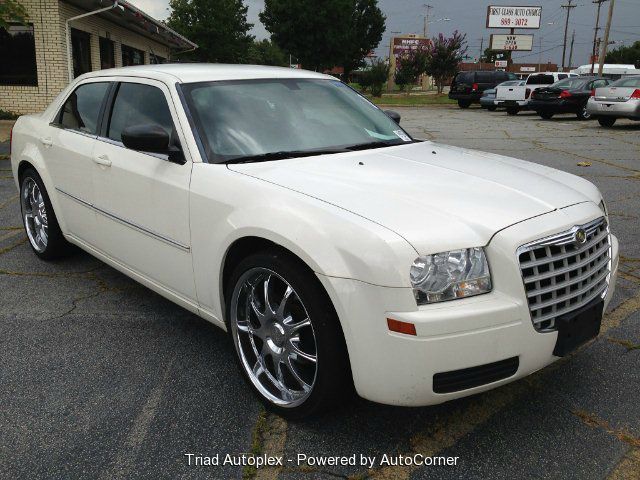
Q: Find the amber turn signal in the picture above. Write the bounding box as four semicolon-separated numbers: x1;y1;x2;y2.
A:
387;318;417;336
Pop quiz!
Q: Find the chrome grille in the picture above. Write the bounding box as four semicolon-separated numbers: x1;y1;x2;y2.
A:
517;217;611;332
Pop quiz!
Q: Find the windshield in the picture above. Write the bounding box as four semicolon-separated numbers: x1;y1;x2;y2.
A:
550;77;588;89
609;76;640;88
182;78;413;163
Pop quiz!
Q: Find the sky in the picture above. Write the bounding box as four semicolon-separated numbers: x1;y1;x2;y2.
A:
129;0;640;67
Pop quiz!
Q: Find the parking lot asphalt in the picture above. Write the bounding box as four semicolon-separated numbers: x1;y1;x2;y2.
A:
1;107;639;480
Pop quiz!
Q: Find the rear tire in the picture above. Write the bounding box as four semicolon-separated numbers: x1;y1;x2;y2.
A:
506;107;519;115
598;117;616;127
487;106;497;112
539;111;554;120
458;100;471;109
226;249;353;419
19;168;73;260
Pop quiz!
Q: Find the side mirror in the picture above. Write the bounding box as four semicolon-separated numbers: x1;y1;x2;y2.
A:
122;124;170;154
384;110;401;125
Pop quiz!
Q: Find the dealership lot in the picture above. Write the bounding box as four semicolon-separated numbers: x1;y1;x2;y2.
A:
1;107;639;479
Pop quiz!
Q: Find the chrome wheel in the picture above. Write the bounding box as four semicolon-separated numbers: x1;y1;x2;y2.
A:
21;177;48;253
230;268;318;407
581;106;591;120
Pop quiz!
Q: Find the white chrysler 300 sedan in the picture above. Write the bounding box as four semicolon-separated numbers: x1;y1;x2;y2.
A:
10;65;619;418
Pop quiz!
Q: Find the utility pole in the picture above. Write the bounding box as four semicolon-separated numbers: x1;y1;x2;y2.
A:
598;0;615;75
568;30;576;69
537;34;543;72
423;4;432;37
561;0;576;70
591;0;608;73
479;37;484;65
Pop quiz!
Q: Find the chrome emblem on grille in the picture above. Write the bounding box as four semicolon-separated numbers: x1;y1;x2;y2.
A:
574;228;587;245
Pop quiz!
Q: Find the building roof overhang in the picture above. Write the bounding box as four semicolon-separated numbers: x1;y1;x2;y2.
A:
63;0;197;51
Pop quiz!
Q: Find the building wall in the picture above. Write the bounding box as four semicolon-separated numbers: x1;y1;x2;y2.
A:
1;0;173;115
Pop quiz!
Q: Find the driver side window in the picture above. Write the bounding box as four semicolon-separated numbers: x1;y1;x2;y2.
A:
106;82;174;143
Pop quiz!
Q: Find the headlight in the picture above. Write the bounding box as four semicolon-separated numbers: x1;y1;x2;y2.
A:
410;247;492;305
599;199;608;217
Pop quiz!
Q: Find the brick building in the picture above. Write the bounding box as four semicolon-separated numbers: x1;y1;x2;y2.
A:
0;0;196;114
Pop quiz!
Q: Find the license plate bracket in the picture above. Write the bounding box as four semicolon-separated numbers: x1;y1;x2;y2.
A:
553;297;604;357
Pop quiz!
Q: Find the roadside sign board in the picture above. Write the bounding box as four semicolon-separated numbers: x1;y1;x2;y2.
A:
520;66;536;72
495;60;508;67
490;34;534;51
486;6;542;29
392;37;430;55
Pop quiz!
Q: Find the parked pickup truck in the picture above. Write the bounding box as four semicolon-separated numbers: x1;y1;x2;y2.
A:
495;72;578;115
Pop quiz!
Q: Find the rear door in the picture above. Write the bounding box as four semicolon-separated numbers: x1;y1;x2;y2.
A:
46;80;111;244
451;72;474;94
91;78;196;303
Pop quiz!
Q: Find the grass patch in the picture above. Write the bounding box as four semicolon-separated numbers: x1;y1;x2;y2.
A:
243;409;267;480
367;93;455;106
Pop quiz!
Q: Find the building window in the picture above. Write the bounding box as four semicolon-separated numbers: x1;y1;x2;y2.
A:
150;53;167;64
121;44;145;66
99;37;115;69
71;28;92;78
0;23;38;86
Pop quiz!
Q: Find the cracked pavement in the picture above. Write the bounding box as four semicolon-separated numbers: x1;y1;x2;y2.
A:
1;107;639;479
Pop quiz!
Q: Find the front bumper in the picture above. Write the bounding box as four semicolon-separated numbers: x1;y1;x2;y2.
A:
587;98;640;119
318;202;619;406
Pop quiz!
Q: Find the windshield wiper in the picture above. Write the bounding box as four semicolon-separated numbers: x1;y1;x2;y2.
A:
343;140;416;151
222;148;349;164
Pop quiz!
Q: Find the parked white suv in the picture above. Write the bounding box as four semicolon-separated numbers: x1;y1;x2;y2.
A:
495;71;579;115
10;65;618;418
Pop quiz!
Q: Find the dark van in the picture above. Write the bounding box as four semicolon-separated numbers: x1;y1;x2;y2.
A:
449;70;518;108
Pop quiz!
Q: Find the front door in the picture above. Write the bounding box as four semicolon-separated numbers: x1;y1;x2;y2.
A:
91;79;196;303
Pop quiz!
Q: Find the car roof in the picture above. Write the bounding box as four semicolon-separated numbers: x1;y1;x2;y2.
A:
76;63;334;84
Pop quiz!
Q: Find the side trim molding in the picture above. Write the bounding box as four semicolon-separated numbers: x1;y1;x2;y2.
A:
56;187;191;252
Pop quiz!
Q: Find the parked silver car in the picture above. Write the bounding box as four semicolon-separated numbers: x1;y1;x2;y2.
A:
587;75;640;127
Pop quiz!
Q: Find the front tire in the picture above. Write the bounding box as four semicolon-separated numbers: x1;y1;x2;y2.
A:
539;111;554;120
487;105;497;112
506;107;519;115
598;117;616;127
576;104;591;120
458;100;471;109
226;249;352;419
19;168;72;260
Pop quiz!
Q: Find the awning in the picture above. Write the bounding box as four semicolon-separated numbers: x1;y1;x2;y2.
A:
63;0;197;50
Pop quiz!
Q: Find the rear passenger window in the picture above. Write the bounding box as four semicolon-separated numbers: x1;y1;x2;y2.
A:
58;82;110;135
107;82;174;143
558;74;568;80
454;72;474;84
592;79;608;88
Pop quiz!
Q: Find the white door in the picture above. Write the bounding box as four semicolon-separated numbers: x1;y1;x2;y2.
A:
46;81;111;244
90;79;196;303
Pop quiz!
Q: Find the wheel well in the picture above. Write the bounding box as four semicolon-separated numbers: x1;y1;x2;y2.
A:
222;236;315;301
17;160;35;183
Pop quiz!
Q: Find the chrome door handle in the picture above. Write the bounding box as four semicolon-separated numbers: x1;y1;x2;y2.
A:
40;137;53;147
93;154;112;167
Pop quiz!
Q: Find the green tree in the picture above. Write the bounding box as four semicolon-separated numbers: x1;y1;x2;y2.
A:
0;0;28;29
605;41;640;68
366;58;389;97
247;39;288;66
482;48;501;64
260;0;385;72
425;31;467;94
394;54;419;92
167;0;254;63
339;0;385;77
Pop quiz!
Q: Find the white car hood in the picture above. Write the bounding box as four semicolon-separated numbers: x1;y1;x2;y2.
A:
228;141;599;255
